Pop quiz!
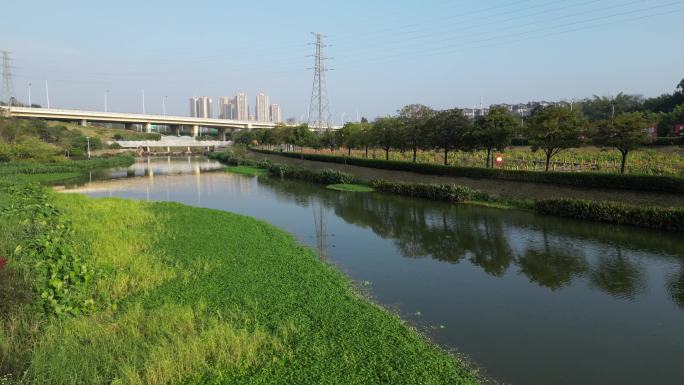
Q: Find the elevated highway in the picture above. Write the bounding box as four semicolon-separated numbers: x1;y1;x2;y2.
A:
1;106;277;139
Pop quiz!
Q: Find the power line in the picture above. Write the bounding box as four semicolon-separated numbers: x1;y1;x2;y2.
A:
339;1;683;69
308;33;332;131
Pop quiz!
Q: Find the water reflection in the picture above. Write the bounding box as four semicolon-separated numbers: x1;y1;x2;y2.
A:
261;178;684;305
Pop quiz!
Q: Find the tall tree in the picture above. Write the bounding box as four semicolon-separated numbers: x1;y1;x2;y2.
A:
473;107;520;168
371;117;399;160
578;93;643;122
338;123;361;156
320;129;338;152
429;108;471;165
526;106;583;171
397;104;435;162
595;112;653;173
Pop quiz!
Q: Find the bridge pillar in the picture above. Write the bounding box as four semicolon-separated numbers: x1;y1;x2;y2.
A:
145;122;152;133
192;125;199;138
218;128;226;141
81;119;88;127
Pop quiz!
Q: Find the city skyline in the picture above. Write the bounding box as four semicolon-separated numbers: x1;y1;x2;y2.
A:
187;91;283;122
1;1;683;123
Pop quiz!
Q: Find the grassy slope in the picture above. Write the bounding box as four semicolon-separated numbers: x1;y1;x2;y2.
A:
327;183;375;192
17;192;478;385
223;166;269;176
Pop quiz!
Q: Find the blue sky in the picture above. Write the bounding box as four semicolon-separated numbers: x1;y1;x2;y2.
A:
2;0;683;122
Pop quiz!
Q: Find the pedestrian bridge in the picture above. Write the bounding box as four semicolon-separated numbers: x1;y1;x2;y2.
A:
115;135;231;150
1;106;277;138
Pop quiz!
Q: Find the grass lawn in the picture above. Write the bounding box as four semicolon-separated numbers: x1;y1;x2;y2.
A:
1;186;479;384
223;165;269;177
327;183;375;192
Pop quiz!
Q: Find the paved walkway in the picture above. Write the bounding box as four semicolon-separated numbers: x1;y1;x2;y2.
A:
248;152;684;208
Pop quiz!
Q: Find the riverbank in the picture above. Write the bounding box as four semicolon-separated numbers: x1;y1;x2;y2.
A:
0;176;479;384
247;151;684;208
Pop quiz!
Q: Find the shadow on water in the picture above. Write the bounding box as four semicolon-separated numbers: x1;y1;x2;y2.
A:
260;177;684;307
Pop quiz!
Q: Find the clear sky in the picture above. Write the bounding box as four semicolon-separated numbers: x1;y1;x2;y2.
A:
2;0;683;122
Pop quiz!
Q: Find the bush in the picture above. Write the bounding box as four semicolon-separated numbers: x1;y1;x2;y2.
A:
534;199;684;232
268;164;356;185
648;137;683;146
370;179;474;202
252;149;684;194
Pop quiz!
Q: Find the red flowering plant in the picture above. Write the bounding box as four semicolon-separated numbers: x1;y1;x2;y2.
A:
0;256;7;271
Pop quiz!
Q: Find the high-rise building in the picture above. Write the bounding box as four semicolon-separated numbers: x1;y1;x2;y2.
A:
189;97;199;117
269;104;282;123
189;96;212;118
197;96;212;118
235;92;249;121
217;96;232;119
255;93;270;122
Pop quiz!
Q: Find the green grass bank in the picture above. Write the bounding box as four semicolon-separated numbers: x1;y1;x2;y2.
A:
0;176;479;384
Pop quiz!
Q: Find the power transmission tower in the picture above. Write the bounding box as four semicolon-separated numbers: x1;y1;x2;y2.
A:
2;51;15;106
308;33;331;131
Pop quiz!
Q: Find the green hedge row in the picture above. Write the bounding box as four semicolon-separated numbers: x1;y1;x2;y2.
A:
268;163;357;185
534;199;684;232
370;179;474;203
252;149;684;194
210;151;358;185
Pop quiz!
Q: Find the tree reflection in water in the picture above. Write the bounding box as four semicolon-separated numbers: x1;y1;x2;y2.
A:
262;178;684;308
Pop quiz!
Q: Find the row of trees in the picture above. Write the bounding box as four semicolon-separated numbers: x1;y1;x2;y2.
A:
237;103;661;173
571;79;684;136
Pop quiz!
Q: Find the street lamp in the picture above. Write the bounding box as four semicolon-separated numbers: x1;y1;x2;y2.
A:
105;89;109;112
28;83;32;107
86;136;91;159
162;95;167;116
141;89;146;114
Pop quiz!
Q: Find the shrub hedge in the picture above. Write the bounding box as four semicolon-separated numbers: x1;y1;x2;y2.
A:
534;199;684;232
370;179;474;202
251;149;684;194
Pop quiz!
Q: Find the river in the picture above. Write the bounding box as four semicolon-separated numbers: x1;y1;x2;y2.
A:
63;156;684;385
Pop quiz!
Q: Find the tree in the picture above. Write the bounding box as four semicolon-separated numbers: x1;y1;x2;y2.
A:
288;124;314;157
526;106;583;171
356;122;373;158
643;78;684;114
473;107;520;168
429;108;471;165
320;129;338;152
397;104;435;162
371;117;399;160
596;112;653;173
578;93;643;122
337;123;362;156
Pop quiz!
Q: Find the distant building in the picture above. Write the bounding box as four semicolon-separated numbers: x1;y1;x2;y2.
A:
235;92;249;121
189;97;199;117
197;96;212;118
217;96;232;119
269;103;282;123
189;96;212;118
255;93;270;122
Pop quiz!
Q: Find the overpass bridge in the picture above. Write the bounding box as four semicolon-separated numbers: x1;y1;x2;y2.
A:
0;106;278;139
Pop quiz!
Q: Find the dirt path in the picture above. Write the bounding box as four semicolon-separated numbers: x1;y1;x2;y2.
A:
248;152;684;208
